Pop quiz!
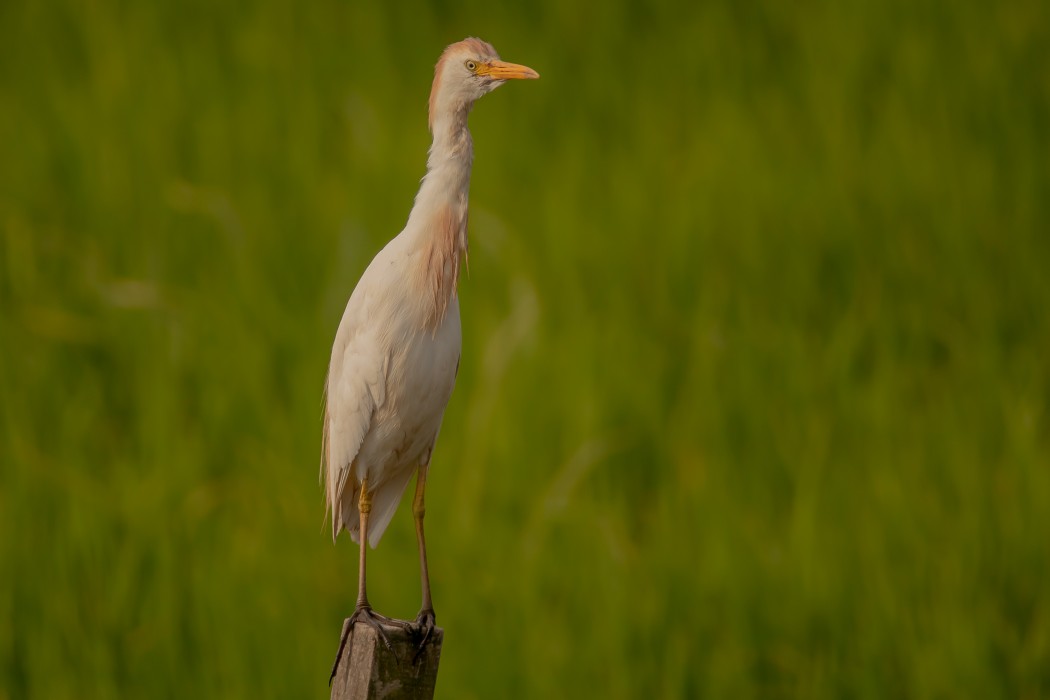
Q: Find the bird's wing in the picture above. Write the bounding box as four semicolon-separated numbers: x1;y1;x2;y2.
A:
322;324;387;541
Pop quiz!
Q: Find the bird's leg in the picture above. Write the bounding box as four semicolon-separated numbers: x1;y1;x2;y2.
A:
329;479;397;685
354;480;374;611
412;464;436;652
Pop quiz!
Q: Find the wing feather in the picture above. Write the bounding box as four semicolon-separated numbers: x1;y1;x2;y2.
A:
322;324;386;541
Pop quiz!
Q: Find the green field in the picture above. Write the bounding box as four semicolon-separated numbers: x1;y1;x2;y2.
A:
2;0;1048;697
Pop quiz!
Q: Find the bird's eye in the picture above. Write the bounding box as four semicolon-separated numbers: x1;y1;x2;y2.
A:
465;60;478;73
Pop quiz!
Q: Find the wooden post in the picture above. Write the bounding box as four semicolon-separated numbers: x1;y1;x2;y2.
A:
330;619;444;700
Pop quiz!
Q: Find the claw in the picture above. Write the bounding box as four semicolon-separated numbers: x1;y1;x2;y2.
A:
411;608;436;664
329;618;352;686
329;607;400;685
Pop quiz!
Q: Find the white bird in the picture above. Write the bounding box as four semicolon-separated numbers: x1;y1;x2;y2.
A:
322;38;538;674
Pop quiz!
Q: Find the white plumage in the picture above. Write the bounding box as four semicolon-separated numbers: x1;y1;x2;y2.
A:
323;225;463;547
322;38;538;671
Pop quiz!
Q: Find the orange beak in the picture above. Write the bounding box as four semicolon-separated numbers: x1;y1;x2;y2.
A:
481;60;540;80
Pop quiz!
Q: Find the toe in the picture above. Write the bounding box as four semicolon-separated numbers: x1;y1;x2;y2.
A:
415;608;436;629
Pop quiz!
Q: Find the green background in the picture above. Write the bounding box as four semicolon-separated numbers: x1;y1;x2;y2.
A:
2;0;1048;697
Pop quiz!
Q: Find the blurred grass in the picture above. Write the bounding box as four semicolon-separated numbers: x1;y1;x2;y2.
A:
2;0;1049;697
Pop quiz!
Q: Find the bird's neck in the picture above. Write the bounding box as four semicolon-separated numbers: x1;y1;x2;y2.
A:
429;103;473;158
404;115;473;331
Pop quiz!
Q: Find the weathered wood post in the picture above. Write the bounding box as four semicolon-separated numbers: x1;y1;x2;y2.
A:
330;619;444;700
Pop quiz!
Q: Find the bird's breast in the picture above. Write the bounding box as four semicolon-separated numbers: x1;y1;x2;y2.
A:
404;199;468;333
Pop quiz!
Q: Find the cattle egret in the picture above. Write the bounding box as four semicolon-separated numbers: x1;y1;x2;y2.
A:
322;38;538;678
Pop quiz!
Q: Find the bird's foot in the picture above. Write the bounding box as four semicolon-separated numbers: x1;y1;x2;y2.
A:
410;608;436;663
328;605;401;685
368;609;413;630
414;608;436;638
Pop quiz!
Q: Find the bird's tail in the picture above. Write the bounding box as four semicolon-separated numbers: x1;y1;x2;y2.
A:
341;467;416;549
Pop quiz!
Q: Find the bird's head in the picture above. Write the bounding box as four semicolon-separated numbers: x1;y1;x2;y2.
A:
429;37;539;132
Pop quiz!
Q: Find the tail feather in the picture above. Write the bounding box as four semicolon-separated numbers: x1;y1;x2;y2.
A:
339;467;417;549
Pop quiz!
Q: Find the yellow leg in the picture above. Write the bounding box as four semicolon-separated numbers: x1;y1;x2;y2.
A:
330;478;394;685
356;479;373;610
413;465;436;635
